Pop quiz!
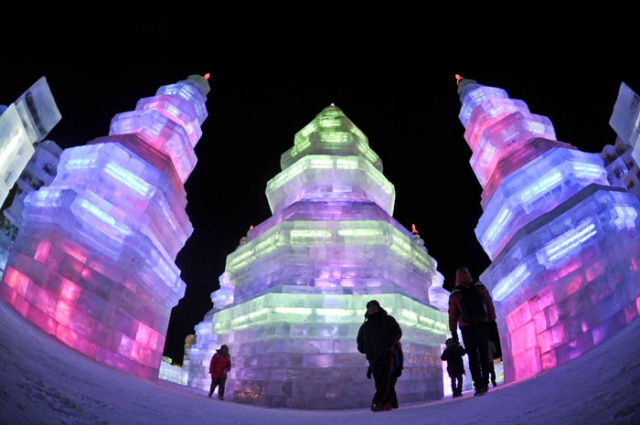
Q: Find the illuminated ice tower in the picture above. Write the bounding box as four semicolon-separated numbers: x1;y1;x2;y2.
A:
456;76;640;382
0;74;210;379
189;105;448;409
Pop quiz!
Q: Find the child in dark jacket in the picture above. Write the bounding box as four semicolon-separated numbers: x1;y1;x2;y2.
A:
441;337;466;397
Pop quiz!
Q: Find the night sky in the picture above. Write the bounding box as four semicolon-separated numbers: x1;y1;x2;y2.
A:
2;2;638;364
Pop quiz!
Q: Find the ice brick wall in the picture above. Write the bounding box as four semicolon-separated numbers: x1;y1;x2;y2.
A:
0;75;210;379
456;77;640;382
189;105;448;409
1;140;63;276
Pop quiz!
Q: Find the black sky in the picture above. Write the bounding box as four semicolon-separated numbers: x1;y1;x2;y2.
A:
1;2;638;364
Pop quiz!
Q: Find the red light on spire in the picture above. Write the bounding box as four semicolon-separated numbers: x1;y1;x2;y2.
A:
204;73;211;80
455;74;464;85
412;224;418;234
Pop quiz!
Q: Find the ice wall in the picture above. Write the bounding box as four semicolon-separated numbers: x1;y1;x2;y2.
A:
0;140;63;276
188;105;448;409
456;77;640;382
0;75;210;379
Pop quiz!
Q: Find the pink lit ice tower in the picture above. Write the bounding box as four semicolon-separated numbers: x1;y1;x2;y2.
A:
0;74;210;379
455;75;640;382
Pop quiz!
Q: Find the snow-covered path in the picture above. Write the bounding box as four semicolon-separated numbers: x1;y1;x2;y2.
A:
1;300;639;425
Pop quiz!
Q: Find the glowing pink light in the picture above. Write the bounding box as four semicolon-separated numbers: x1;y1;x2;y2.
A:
455;74;464;85
566;275;583;296
34;240;51;263
64;244;88;264
55;300;73;326
541;350;557;370
61;280;81;304
4;268;31;296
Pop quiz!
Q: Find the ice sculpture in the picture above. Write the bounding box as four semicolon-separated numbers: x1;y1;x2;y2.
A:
158;357;188;385
610;82;640;150
455;76;640;382
602;83;640;200
0;74;210;379
0;77;61;208
187;105;447;409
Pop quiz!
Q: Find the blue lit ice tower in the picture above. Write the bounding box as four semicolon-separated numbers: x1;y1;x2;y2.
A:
456;76;640;382
0;74;210;379
192;105;448;409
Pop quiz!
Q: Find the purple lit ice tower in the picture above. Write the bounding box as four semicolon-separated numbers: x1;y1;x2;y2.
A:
0;74;210;379
456;76;640;382
188;105;449;409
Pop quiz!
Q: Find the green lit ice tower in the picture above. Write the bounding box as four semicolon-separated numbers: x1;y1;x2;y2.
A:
188;105;449;409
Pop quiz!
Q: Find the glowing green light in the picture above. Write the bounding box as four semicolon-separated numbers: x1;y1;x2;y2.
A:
273;307;313;315
319;132;351;143
335;158;359;170
227;221;437;284
265;154;395;213
290;229;333;245
319;117;342;128
337;228;383;238
309;157;335;168
283;106;382;171
212;293;447;337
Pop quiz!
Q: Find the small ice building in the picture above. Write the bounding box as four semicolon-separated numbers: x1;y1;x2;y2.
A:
0;77;61;208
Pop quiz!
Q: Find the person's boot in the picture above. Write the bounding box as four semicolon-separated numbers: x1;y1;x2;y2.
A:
474;385;488;396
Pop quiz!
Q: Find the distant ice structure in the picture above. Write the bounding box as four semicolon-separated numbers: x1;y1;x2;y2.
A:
0;77;61;208
158;356;188;385
187;105;447;409
0;75;210;380
455;76;640;382
0;140;63;276
601;83;640;200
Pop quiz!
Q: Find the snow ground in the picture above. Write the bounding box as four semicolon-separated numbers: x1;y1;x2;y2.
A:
1;300;639;425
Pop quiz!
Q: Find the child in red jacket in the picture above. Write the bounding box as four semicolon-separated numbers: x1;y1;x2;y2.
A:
208;345;231;400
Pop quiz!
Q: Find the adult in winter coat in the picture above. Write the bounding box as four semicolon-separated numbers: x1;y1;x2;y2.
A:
357;300;403;412
441;337;466;397
448;267;496;396
208;345;232;400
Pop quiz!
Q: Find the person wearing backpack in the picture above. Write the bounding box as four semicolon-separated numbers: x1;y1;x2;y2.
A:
448;267;496;396
357;300;403;412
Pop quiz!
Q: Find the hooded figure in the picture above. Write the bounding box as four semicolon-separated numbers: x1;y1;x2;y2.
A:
208;345;231;400
357;300;402;412
441;337;466;397
448;267;496;396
